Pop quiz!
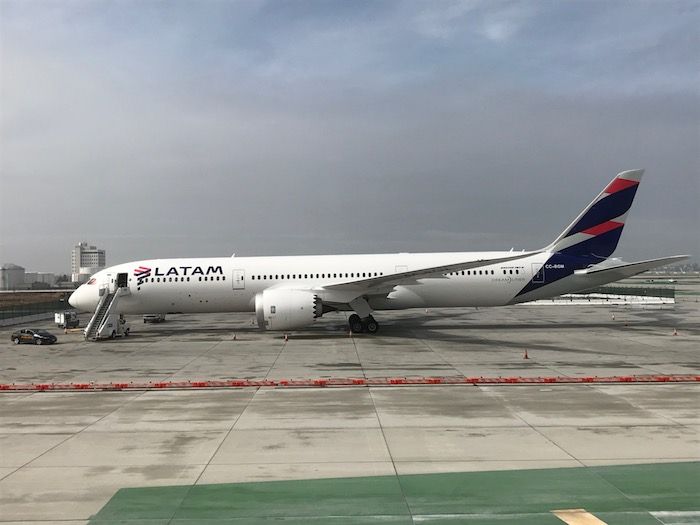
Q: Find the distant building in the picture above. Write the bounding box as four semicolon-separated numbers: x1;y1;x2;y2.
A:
24;272;57;287
0;263;26;290
71;242;106;283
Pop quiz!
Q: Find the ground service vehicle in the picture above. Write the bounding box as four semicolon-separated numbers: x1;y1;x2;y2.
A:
55;311;79;328
89;314;130;340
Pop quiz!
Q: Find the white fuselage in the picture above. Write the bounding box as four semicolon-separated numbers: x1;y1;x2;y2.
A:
70;251;565;315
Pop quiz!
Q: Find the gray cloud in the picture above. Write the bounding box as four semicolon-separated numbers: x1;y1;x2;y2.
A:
1;0;698;272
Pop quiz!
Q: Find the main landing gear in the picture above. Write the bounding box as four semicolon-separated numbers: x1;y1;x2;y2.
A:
348;313;379;334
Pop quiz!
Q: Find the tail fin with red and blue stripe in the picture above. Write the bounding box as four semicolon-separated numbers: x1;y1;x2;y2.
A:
546;169;643;262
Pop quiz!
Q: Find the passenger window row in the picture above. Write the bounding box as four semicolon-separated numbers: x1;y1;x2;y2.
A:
447;269;496;276
144;269;519;283
251;272;383;281
446;268;520;276
147;276;226;283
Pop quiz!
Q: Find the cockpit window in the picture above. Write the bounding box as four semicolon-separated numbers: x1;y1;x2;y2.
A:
87;278;96;285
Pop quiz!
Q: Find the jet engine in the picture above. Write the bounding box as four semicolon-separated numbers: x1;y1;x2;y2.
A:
255;289;323;330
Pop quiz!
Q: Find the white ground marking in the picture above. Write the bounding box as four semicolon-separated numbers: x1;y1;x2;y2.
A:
651;511;700;525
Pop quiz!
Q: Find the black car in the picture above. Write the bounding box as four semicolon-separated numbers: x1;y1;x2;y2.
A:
11;329;57;345
143;313;166;323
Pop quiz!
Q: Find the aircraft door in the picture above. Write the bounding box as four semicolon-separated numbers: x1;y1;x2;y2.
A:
116;273;129;288
532;263;545;283
232;269;245;290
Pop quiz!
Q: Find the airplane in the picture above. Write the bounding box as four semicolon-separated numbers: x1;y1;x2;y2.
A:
69;169;688;335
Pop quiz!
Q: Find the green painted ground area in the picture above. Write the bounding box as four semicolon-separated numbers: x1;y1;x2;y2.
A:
89;462;699;524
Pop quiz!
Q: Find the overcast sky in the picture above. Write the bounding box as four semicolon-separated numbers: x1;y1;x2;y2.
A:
1;0;698;273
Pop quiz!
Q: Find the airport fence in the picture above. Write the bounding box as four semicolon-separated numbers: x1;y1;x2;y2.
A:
0;300;71;320
0;291;74;325
583;285;675;299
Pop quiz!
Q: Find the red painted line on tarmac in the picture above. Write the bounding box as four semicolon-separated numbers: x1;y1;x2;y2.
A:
0;375;698;392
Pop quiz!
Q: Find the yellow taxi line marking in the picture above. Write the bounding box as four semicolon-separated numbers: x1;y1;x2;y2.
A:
552;508;608;525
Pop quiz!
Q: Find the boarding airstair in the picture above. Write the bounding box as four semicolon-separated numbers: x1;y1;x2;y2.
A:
84;272;130;341
84;292;117;340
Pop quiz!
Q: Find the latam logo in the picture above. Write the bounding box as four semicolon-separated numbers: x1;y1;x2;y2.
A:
134;265;223;286
134;266;152;286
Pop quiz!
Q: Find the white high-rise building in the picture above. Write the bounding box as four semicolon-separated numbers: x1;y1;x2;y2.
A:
71;242;106;283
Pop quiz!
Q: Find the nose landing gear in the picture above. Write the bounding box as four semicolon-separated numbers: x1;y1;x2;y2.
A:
348;314;379;334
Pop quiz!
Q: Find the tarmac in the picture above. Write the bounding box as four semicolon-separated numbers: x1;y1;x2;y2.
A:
0;288;698;523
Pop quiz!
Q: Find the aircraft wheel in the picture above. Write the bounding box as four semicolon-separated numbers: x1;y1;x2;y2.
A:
364;316;379;334
348;314;364;333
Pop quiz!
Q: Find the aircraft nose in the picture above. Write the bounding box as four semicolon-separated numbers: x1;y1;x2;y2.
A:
68;287;80;309
68;285;89;311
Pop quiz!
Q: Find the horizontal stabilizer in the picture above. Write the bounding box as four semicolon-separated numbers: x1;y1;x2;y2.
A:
576;255;689;281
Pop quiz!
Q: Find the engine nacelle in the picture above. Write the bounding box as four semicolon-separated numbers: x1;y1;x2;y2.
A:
255;289;323;330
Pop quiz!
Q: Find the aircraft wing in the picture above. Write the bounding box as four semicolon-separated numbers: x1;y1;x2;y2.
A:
320;251;540;294
574;255;689;281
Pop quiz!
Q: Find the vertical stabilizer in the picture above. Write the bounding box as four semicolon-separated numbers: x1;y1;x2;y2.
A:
546;169;643;261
